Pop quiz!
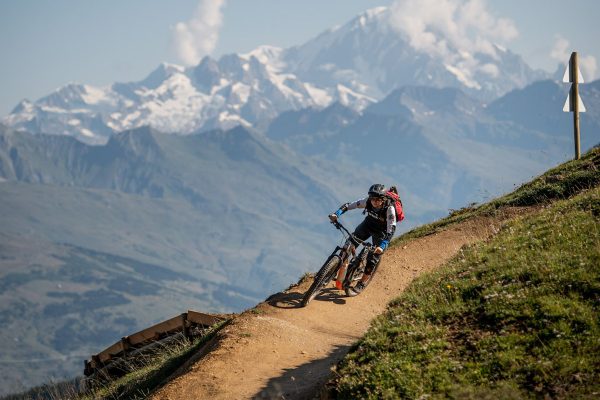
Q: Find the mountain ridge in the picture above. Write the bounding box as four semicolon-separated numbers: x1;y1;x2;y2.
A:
2;7;549;144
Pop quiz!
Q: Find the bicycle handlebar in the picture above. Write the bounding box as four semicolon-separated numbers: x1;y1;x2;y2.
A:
331;220;376;251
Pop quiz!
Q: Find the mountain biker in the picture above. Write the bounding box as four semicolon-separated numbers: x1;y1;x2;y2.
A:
328;184;398;295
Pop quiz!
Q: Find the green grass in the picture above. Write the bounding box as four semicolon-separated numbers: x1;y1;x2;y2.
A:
82;320;227;400
5;321;228;400
395;147;600;244
332;184;600;399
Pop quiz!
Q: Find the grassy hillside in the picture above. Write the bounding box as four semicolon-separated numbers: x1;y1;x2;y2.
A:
6;148;598;400
331;148;600;399
398;145;600;241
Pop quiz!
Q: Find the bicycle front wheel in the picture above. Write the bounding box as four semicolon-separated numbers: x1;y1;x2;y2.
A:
301;255;341;307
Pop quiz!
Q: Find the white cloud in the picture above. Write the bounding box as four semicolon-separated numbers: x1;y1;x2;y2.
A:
172;0;226;66
551;35;598;80
388;0;518;85
550;36;570;62
581;57;599;81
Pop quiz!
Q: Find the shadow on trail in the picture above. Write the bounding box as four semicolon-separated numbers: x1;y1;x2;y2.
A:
267;288;347;309
266;291;304;309
252;344;351;400
313;288;347;305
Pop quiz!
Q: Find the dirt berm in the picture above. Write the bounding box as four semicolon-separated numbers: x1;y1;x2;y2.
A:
151;208;533;399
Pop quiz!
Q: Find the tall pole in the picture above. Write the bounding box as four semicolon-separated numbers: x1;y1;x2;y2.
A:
571;52;581;160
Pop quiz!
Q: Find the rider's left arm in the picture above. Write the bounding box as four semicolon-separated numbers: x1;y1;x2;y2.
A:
377;206;397;254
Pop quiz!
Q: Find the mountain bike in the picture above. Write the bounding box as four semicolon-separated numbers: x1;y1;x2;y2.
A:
301;220;377;307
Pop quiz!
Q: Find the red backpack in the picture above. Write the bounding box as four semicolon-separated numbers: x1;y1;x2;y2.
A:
385;189;405;222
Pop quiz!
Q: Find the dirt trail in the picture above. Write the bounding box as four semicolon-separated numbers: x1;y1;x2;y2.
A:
151;209;531;400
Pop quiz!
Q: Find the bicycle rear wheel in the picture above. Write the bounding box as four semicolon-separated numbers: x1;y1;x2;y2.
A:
301;255;341;307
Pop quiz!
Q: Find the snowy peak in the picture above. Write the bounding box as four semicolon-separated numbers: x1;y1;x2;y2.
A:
283;7;547;102
10;99;34;115
241;45;286;71
39;83;114;109
2;5;549;143
139;62;186;89
190;56;222;93
1;53;328;143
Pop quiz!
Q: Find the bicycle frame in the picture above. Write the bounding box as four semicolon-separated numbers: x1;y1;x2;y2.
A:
300;220;376;307
331;221;375;281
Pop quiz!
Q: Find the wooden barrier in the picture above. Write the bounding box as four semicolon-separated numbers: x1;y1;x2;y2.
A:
84;310;225;377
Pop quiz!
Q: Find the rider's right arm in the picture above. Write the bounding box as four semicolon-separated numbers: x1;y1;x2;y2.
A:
329;204;347;221
335;203;349;217
345;198;368;211
332;198;367;219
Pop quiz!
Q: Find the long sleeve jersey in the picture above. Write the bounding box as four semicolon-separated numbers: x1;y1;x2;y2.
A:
339;197;397;242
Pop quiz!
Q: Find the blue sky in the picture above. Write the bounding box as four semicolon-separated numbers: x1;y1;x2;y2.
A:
0;0;598;116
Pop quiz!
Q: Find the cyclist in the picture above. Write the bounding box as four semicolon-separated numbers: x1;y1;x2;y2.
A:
328;184;399;295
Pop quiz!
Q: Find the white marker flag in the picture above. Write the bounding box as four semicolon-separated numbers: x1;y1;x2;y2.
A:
563;91;586;112
563;57;585;83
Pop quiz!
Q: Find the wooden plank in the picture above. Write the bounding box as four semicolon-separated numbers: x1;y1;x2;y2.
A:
187;310;223;327
97;342;123;363
86;310;227;375
94;314;185;363
127;314;185;346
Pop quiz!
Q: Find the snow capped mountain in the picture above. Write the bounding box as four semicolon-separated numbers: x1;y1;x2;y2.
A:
3;57;323;144
281;7;547;102
2;7;549;144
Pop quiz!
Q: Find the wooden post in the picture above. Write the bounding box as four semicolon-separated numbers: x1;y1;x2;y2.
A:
571;52;581;160
120;336;131;353
182;313;190;339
